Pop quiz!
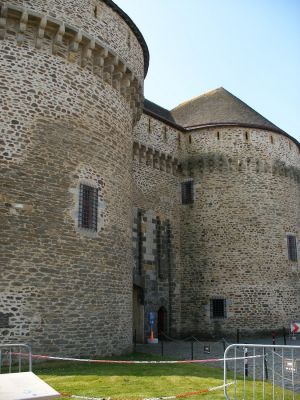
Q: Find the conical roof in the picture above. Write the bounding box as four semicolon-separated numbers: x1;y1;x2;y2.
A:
171;87;283;132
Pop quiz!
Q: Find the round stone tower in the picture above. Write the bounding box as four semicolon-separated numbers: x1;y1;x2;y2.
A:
173;88;300;337
0;0;147;355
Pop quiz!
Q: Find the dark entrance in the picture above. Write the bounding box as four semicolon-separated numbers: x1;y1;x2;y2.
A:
157;306;167;339
133;286;144;343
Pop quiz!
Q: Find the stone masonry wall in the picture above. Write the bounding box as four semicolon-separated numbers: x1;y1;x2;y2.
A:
133;114;187;158
132;114;183;337
1;0;144;80
180;127;300;337
0;0;144;356
0;2;143;163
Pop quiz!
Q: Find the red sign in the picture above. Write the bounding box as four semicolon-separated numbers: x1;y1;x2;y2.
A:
291;322;300;334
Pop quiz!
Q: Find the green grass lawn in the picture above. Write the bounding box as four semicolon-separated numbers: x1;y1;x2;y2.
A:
32;353;300;400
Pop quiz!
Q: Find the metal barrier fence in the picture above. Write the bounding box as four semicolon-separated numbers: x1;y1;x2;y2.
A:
0;343;32;373
224;344;300;399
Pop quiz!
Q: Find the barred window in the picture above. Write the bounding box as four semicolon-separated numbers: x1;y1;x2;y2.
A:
78;184;98;231
210;299;227;319
181;180;194;204
287;235;298;262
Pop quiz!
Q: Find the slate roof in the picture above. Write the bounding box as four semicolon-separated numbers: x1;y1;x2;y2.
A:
143;89;299;148
171;87;284;133
103;0;149;77
144;99;181;128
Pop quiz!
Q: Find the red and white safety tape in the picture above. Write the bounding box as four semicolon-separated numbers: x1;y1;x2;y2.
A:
12;352;263;364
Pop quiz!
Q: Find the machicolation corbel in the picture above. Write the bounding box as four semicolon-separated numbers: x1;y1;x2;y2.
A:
35;15;47;49
0;4;8;40
81;37;95;67
16;9;28;45
69;29;82;52
54;21;65;45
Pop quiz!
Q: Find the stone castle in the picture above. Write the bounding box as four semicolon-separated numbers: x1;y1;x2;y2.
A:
0;0;299;356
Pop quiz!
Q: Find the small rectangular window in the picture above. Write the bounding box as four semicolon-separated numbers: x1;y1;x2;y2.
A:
287;235;298;262
78;184;98;231
0;312;10;328
181;180;194;204
210;299;226;319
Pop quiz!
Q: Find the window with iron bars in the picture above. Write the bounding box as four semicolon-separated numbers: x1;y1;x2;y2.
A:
181;180;194;204
210;298;227;319
287;235;298;262
78;184;98;231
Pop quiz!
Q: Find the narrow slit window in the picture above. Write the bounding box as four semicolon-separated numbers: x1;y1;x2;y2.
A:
210;299;226;319
181;180;194;204
148;118;151;133
270;135;274;144
93;6;97;17
137;210;143;274
166;220;171;275
163;126;167;141
177;133;181;148
287;235;298;262
127;31;131;48
217;131;220;140
245;131;249;141
156;217;161;275
189;135;192;144
78;184;98;231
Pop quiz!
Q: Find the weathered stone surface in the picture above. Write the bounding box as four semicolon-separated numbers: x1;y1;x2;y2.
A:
1;0;299;355
133;118;300;338
0;0;144;356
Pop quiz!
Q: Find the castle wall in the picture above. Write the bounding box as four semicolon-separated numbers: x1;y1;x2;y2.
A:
0;0;144;355
132;114;183;338
180;127;300;336
2;0;144;79
1;0;299;348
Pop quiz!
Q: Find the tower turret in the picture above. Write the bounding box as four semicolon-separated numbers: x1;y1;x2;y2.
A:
0;0;147;355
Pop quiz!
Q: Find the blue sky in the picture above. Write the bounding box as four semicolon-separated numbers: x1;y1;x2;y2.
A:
116;0;300;142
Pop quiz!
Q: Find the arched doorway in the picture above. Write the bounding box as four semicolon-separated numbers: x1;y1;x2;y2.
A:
157;306;167;339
